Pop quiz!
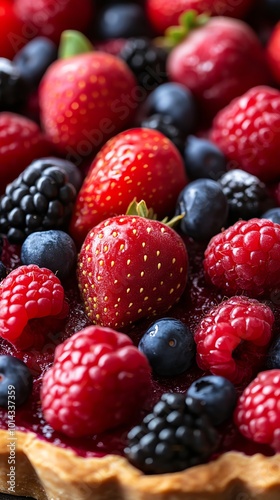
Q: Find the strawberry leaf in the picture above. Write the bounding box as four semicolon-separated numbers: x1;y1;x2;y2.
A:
155;9;209;49
58;30;94;59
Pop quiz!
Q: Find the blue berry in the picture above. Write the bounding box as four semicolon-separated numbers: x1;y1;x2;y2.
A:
265;336;280;370
187;375;237;426
138;318;195;377
261;207;280;225
0;355;33;408
21;230;77;280
184;135;227;181
13;37;57;89
175;179;228;242
93;3;151;39
137;82;197;136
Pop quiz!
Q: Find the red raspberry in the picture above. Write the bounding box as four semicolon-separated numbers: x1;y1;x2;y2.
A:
203;218;280;298
0;265;69;350
41;325;152;437
194;296;274;384
234;370;280;452
210;86;280;183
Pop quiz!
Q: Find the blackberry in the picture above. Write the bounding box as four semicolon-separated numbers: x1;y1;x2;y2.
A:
0;57;27;111
0;160;77;244
141;114;185;153
125;393;219;474
218;169;275;225
119;38;167;89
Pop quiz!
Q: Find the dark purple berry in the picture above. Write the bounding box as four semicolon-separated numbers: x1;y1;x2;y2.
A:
0;355;33;408
13;37;57;89
184;135;227;181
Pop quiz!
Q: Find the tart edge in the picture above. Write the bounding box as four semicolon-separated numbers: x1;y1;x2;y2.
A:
0;430;280;499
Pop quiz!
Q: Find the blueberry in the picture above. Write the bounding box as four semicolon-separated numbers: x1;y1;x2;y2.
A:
176;179;228;241
93;3;151;39
184;136;227;181
138;318;196;377
187;375;237;426
13;37;57;89
0;355;33;408
261;207;280;225
137;83;197;136
21;230;77;280
265;336;280;370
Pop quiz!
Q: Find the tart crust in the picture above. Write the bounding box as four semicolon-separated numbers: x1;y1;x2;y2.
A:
0;430;280;499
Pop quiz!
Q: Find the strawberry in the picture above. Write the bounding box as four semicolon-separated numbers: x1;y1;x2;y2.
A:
0;112;52;193
70;127;188;246
14;0;94;45
146;0;254;34
267;21;280;85
0;0;25;59
166;13;271;118
77;201;189;329
39;49;138;157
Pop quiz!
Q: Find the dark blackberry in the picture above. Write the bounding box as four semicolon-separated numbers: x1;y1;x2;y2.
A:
119;38;167;89
141;114;185;153
125;393;219;474
0;57;27;111
218;169;275;225
0;160;77;244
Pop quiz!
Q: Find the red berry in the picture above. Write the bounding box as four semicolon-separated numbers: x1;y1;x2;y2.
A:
70;128;188;245
0;112;51;193
234;370;280;452
203;218;280;297
210;86;280;183
167;17;271;118
146;0;254;34
0;0;25;59
41;325;152;437
194;296;274;384
77;209;189;329
266;22;280;85
14;0;94;45
0;264;69;350
39;52;137;157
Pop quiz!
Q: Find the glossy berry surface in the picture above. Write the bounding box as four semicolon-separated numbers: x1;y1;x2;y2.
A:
13;37;57;89
183;135;227;181
176;179;228;242
0;355;33;408
41;325;152;437
194;296;274;384
262;208;280;224
210;86;280;183
93;2;151;39
204;218;280;297
186;375;237;425
20;230;77;281
125;392;219;474
218;169;274;224
138;317;195;377
234;370;280;452
0;264;68;350
140;114;185;152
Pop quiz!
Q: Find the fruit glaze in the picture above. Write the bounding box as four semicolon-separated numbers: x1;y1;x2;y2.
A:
1;1;280;499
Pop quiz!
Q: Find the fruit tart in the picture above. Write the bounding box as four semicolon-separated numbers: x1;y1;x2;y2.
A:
1;1;280;499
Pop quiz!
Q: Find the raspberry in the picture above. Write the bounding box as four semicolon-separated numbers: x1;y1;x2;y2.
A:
0;264;69;350
234;370;280;452
203;218;280;297
194;296;274;384
210;86;280;183
41;325;152;437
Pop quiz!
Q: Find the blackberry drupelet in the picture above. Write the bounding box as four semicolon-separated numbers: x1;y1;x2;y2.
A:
218;169;275;225
0;57;27;111
141;114;185;153
125;393;219;474
119;37;167;89
0;160;77;244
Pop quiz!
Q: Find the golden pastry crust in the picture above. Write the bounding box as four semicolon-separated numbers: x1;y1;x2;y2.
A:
0;429;280;499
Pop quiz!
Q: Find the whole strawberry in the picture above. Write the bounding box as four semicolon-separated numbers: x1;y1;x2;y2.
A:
166;14;271;118
77;202;189;329
70;127;188;245
41;325;152;437
14;0;94;45
146;0;254;34
39;46;137;157
210;86;280;183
